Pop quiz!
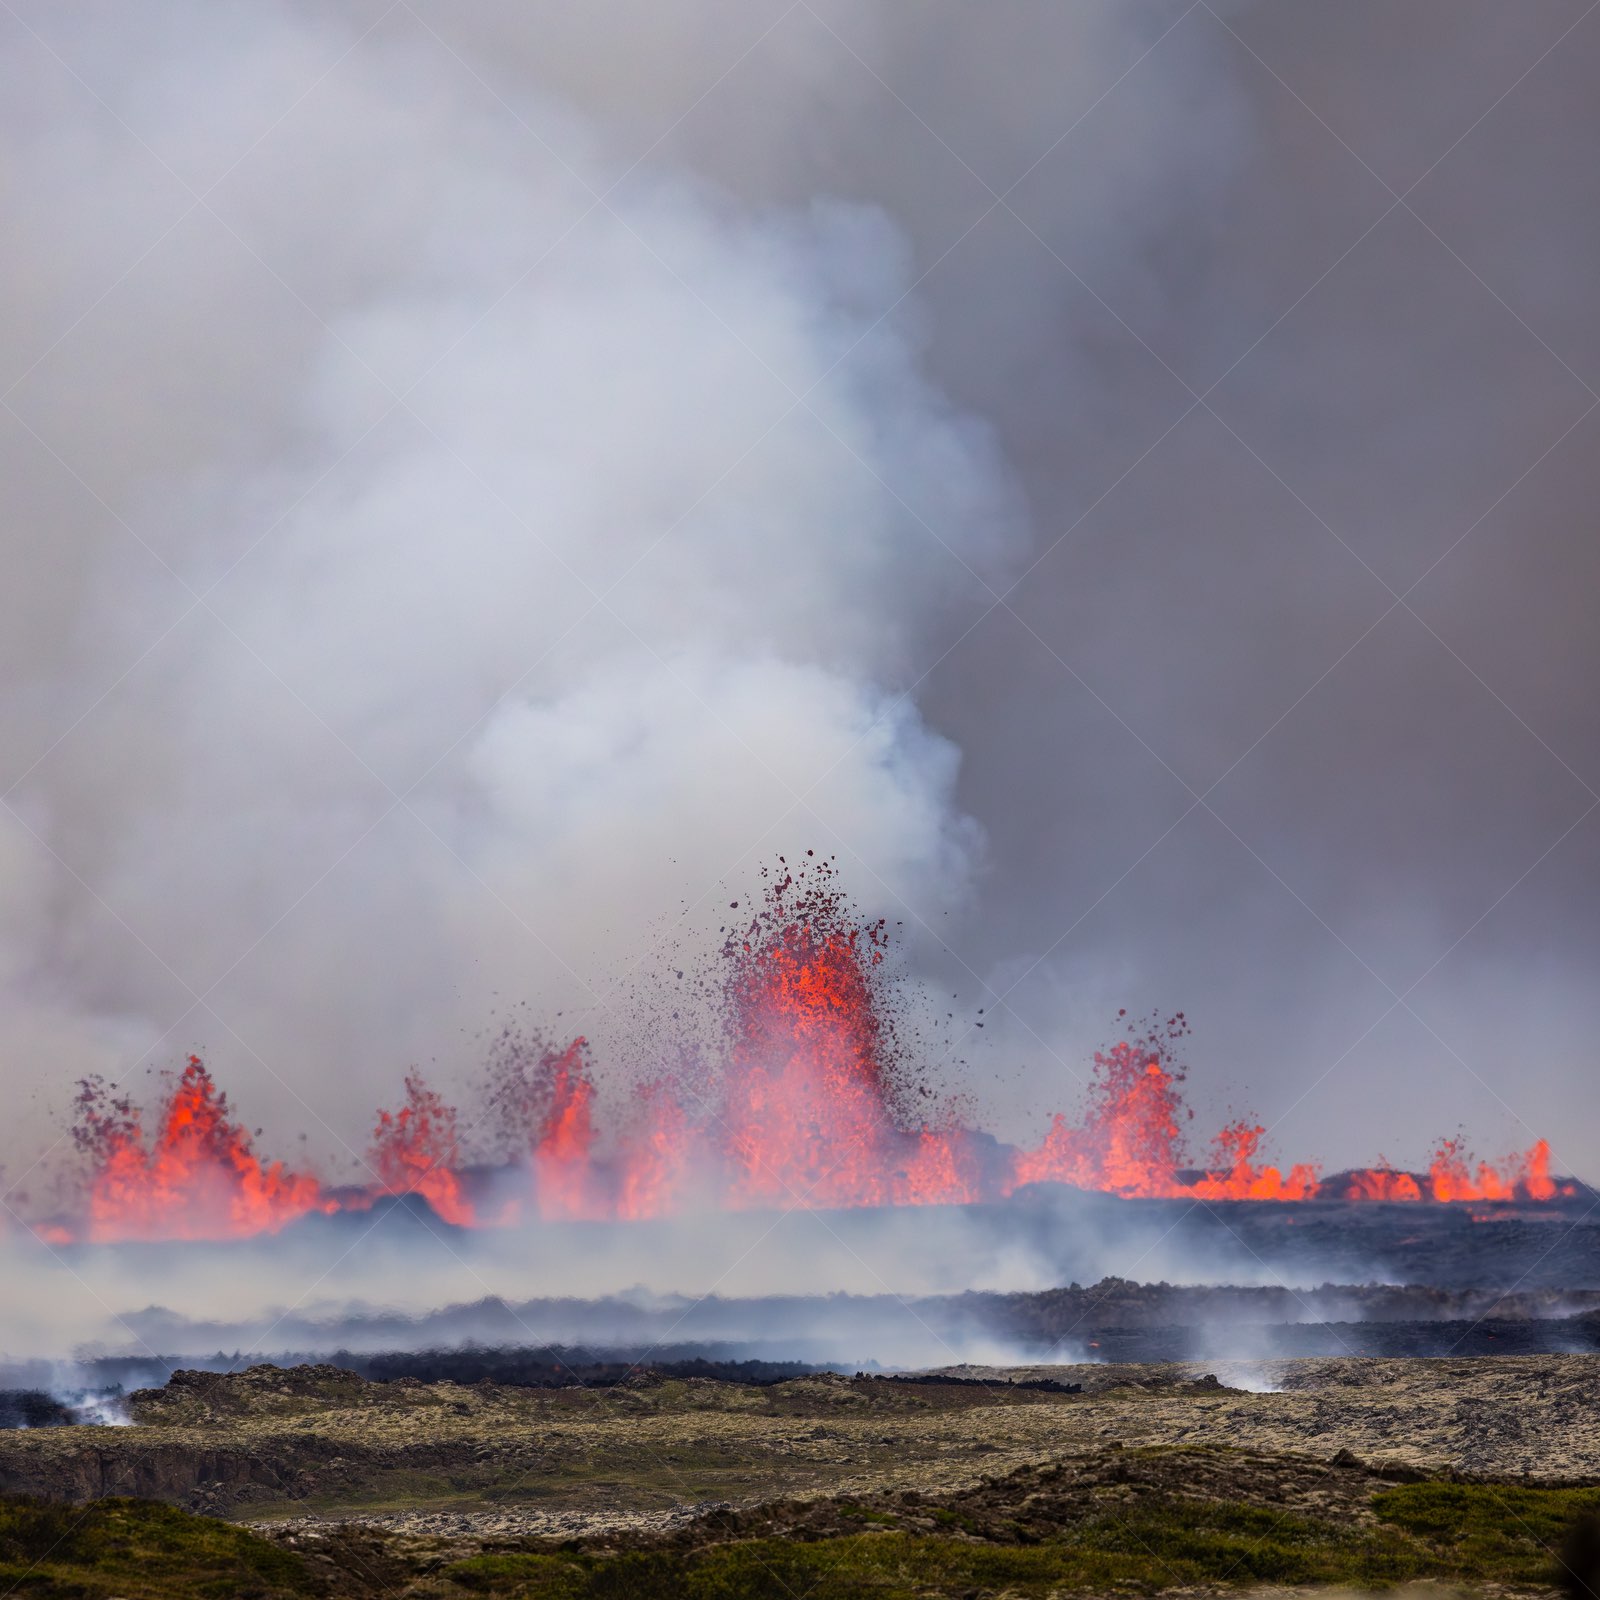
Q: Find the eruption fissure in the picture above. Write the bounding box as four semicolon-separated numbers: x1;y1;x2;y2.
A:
34;862;1571;1244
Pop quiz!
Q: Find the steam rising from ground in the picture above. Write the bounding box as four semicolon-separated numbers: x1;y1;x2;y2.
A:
13;1176;1600;1364
0;1209;1058;1362
0;1185;1361;1362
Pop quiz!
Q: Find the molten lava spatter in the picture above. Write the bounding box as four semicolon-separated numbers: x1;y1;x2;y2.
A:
1011;1025;1190;1198
1425;1135;1558;1203
74;1057;327;1242
45;859;1577;1243
1333;1165;1424;1202
369;1071;475;1226
1006;1024;1315;1201
892;1125;986;1207
531;1039;603;1220
615;1082;694;1221
1190;1121;1321;1202
720;862;898;1209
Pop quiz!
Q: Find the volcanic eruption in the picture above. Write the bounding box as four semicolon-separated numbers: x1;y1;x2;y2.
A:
22;855;1570;1248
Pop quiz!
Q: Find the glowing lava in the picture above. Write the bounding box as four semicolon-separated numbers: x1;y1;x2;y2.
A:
73;1057;327;1242
368;1071;475;1226
532;1040;604;1221
1007;1030;1321;1202
45;860;1577;1243
720;867;898;1209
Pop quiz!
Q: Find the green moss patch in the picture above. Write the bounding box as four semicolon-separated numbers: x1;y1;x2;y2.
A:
0;1495;315;1599
1374;1479;1600;1587
436;1478;1600;1598
441;1515;1422;1598
10;1466;1600;1598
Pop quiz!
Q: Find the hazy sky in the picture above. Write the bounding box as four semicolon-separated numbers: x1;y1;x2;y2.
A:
1;0;1595;1188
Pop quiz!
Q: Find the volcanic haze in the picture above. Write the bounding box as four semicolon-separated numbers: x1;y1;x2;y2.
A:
0;1;1595;1189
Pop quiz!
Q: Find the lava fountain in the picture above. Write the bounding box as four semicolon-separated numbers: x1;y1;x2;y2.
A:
26;857;1575;1244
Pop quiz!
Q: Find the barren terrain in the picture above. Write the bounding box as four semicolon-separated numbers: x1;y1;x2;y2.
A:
2;1359;1597;1597
1;1355;1594;1533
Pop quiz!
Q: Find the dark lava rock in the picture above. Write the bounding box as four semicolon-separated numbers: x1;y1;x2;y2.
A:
0;1392;75;1430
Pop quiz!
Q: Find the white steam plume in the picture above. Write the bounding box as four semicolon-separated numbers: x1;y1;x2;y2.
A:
0;2;1024;1170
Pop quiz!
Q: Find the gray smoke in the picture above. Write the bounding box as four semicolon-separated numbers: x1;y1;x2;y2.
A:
0;1188;1353;1362
0;0;1594;1197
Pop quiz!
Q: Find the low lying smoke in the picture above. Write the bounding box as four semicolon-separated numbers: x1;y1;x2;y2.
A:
10;1175;1600;1368
0;1184;1359;1363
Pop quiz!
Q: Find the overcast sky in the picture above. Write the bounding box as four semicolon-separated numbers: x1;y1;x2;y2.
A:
1;0;1595;1186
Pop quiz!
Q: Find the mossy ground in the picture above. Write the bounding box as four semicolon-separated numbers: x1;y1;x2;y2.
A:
6;1357;1600;1525
443;1504;1431;1598
6;1474;1599;1598
6;1361;1600;1596
0;1494;315;1598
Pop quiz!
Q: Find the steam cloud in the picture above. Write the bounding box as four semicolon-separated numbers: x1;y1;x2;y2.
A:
0;0;1027;1180
0;1184;1386;1362
1;0;1595;1201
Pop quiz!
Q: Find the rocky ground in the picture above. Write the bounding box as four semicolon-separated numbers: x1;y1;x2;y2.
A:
1;1359;1597;1596
0;1354;1594;1537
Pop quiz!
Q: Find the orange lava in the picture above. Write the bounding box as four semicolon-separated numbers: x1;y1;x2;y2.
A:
369;1071;475;1226
892;1127;986;1207
45;863;1576;1242
1425;1134;1566;1203
1189;1121;1321;1202
76;1057;327;1242
720;874;896;1210
1007;1038;1321;1201
615;1082;695;1220
1332;1164;1423;1202
532;1040;604;1220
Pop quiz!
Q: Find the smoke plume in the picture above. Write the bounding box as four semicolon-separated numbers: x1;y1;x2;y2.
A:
1;1;1594;1191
